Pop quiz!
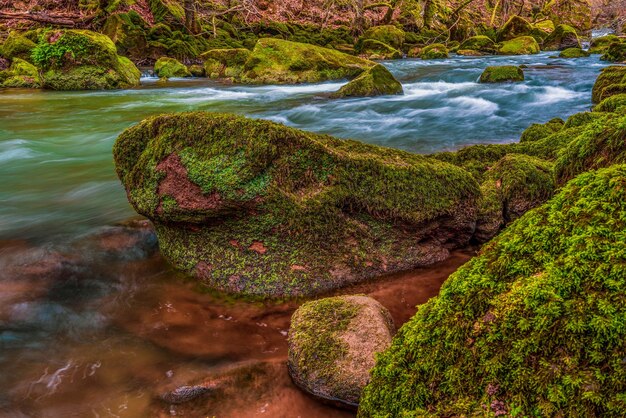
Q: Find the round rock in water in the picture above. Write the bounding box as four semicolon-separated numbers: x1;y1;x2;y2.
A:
287;295;395;409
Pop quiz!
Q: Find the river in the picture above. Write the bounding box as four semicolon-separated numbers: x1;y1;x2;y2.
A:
0;52;609;416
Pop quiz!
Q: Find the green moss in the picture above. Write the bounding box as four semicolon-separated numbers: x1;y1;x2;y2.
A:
356;39;402;60
458;36;497;54
2;32;36;61
359;164;626;417
240;38;375;84
201;48;251;79
496;15;533;42
331;64;403;98
559;47;590;58
148;0;184;26
479;65;524;83
533;19;555;34
589;35;620;54
358;25;406;50
113;112;480;297
420;43;448;60
542;24;580;51
594;94;626;113
498;36;540;55
591;66;626;103
1;57;40;88
601;42;626;63
102;12;148;60
154;56;191;78
520;118;564;142
188;64;205;77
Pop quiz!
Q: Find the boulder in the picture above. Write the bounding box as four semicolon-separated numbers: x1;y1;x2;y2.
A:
360;164;626;417
420;43;448;59
154;57;191;78
542;24;580;51
594;93;626;113
288;295;394;408
0;58;40;88
113;112;480;297
496;16;534;41
458;36;497;54
591;66;626;103
456;49;484;56
188;64;205;77
358;25;405;50
357;39;402;60
1;32;36;61
558;47;590;58
202;48;251;79
331;64;403;98
479;65;524;83
520;118;564;143
601;41;626;63
30;29;141;90
102;11;148;60
589;35;620;54
498;36;540;55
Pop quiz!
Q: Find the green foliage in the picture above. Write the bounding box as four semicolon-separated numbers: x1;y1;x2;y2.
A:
480;65;524;83
331;64;403;98
359;164;626;417
31;32;91;69
592;66;626;104
594;94;626;113
520;118;564;142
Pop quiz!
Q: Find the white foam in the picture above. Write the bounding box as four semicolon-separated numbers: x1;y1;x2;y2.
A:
447;96;499;115
533;86;584;104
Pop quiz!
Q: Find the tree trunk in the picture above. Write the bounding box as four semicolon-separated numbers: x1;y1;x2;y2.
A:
184;0;198;34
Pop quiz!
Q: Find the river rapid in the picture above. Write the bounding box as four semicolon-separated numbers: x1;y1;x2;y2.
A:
0;52;609;416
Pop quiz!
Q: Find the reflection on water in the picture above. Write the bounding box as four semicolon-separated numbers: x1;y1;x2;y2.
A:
0;52;607;241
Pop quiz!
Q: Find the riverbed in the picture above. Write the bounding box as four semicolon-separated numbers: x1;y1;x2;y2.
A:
0;52;609;416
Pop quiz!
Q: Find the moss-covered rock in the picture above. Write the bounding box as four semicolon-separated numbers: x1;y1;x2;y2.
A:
542;24;581;51
456;49;484;56
1;32;36;61
154;56;191;78
288;295;394;408
356;39;402;60
358;25;405;50
498;36;540;55
359;164;626;417
496;16;534;42
202;48;251;79
589;35;620;54
533;19;555;35
479;65;524;83
240;38;375;84
592;66;626;103
0;58;40;88
520;118;564;143
31;29;141;90
188;64;205;77
102;11;148;61
113;112;480;297
420;43;448;59
601;42;626;63
458;36;497;54
594;93;626;113
558;47;590;58
331;64;403;98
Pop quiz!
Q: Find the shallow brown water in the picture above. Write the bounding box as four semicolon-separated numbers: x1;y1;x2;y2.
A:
0;225;473;417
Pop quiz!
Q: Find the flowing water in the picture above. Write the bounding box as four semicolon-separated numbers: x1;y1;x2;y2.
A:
0;52;609;416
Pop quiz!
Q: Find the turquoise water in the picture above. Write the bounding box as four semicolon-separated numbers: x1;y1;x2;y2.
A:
0;53;607;241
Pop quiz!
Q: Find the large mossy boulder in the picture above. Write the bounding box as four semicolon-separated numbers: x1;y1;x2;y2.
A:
358;25;405;50
558;47;590;58
30;29;141;90
479;65;524;83
458;36;497;54
595;94;626;113
356;39;402;60
113;112;480;297
202;48;251;79
420;43;448;59
496;16;534;42
359;163;626;417
288;295;394;408
102;11;148;60
498;36;540;55
240;38;375;84
154;56;191;78
601;42;626;63
331;64;403;98
592;66;626;103
542;24;581;51
1;32;37;61
0;58;40;88
589;35;620;54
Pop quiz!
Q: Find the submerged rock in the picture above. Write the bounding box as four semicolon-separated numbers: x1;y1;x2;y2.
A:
479;65;524;83
331;64;403;98
498;36;540;55
113;112;480;297
154;57;191;78
359;164;626;417
288;295;394;409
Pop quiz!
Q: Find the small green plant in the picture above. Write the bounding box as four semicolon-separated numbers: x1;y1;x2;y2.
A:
31;31;91;69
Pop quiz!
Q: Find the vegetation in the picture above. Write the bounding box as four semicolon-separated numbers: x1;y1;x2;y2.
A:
559;47;590;58
420;43;448;59
479;65;524;83
154;56;191;78
331;64;403;98
498;36;540;55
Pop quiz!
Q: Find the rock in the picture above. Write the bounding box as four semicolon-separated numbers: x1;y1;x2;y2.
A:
356;39;402;60
520;118;564;143
533;20;555;35
202;48;251;79
188;64;205;77
30;29;141;90
498;36;540;55
331;64;403;98
601;41;626;63
456;49;484;56
589;35;620;54
420;43;448;59
358;25;405;50
360;164;626;417
240;38;375;84
1;32;36;61
591;66;626;103
479;65;524;83
102;11;148;61
458;36;497;54
594;93;626;113
558;47;590;58
496;16;534;41
113;112;480;297
542;24;580;51
154;57;191;78
0;58;40;88
288;295;394;408
159;385;213;404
